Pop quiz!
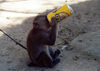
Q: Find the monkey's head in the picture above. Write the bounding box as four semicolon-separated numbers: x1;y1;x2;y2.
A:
33;15;51;30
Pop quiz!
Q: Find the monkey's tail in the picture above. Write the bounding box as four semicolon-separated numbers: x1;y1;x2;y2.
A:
0;29;27;50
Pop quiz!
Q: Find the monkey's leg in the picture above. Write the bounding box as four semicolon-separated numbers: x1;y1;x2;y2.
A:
48;46;61;59
48;46;54;58
28;51;52;67
36;52;53;67
37;51;60;68
28;62;37;67
53;49;61;59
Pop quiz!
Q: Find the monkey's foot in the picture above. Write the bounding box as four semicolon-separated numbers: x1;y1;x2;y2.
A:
28;62;34;67
53;49;61;59
50;58;60;68
27;62;38;67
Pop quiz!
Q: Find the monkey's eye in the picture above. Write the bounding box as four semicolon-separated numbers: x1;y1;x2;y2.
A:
34;22;39;28
34;22;37;25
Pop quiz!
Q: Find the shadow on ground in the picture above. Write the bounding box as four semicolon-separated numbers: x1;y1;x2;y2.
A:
0;0;100;71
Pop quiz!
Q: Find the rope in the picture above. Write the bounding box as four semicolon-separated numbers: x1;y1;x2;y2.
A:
0;29;27;50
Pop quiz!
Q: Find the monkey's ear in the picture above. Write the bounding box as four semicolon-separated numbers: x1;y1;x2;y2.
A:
33;22;39;29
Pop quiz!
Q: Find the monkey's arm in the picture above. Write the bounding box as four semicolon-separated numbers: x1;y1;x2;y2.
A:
40;18;57;45
49;17;57;45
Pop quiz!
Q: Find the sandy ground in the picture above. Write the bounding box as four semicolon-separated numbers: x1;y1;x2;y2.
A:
0;0;100;71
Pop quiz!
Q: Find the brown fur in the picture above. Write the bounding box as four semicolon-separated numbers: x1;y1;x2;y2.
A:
27;15;58;67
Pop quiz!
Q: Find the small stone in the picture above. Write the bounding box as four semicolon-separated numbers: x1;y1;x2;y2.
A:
61;45;68;51
66;46;74;50
7;61;12;63
84;12;89;15
76;14;81;20
94;58;97;61
87;52;92;56
87;20;91;23
89;40;92;41
60;55;63;57
81;30;87;34
88;58;90;60
78;40;83;42
73;55;79;61
18;40;21;42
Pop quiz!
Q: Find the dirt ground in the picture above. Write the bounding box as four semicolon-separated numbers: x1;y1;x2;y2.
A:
0;0;100;71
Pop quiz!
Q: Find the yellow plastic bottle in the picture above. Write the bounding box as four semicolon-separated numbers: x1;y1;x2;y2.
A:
47;3;73;23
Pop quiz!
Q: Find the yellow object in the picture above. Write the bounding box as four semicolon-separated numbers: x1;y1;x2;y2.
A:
47;3;73;23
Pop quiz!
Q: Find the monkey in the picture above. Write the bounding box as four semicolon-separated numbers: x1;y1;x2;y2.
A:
27;15;61;68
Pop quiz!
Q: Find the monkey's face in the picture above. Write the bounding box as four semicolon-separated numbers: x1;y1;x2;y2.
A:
33;15;50;30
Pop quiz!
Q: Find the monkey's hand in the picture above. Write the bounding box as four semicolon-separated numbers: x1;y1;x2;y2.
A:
51;17;57;26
